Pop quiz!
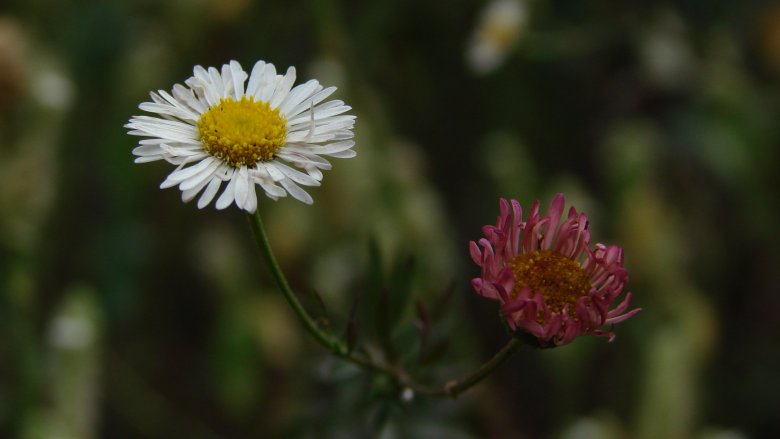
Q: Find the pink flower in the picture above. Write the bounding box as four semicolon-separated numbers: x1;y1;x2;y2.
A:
470;193;640;347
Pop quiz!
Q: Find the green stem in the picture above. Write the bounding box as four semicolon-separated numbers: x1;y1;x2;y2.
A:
247;210;343;354
247;209;523;398
440;337;523;397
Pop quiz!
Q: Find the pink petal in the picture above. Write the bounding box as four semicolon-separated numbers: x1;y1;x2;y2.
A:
542;193;565;250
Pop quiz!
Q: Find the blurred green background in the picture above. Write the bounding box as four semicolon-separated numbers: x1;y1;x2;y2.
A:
1;0;779;437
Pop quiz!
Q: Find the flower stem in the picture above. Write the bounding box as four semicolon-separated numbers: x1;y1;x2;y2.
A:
247;210;344;354
247;209;523;399
440;337;523;397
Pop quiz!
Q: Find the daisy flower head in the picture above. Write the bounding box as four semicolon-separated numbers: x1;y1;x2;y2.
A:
127;60;356;212
470;194;640;347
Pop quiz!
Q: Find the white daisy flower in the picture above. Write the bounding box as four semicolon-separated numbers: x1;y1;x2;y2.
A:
126;60;356;212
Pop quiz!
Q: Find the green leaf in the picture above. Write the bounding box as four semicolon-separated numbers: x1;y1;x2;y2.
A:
360;235;384;343
344;295;359;354
392;323;423;361
374;255;417;360
430;280;456;320
415;300;430;348
310;288;329;327
386;255;416;332
367;235;384;296
375;287;396;359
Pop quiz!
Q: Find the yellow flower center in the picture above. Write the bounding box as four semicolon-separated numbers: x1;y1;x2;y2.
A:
197;97;287;168
511;250;592;316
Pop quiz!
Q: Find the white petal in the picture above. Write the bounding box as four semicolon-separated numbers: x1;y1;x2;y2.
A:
159;163;185;188
244;181;258;212
135;155;164;163
279;80;321;116
179;159;221;191
181;175;212;202
270;161;321;186
305;166;323;180
173;83;207;113
158;144;205;158
128;115;199;132
328;130;356;141
208;66;225;98
138;138;166;145
257;64;278;102
197;177;223;209
280;178;313;204
128;117;200;143
311;99;345;112
275;153;331;171
326;149;357;159
193;65;209;82
301;140;355;155
139;99;198;121
284;119;355;143
229;60;246;99
234;166;250;210
284;86;337;119
192;66;220;106
215;170;237;210
256;178;287;199
220;64;233;95
163;157;216;185
246;61;267;97
265;163;285;181
287;104;352;126
269;66;296;108
132;145;163;156
166;153;209;166
159;89;201;119
250;164;271;179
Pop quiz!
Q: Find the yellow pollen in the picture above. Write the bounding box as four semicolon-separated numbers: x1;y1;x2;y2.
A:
197;96;287;168
511;250;592;318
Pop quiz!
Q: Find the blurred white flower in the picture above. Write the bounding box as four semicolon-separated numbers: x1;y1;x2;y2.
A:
48;315;94;350
32;69;74;110
466;0;528;75
639;9;697;89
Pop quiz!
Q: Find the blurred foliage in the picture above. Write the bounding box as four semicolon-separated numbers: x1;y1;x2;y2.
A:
1;0;779;437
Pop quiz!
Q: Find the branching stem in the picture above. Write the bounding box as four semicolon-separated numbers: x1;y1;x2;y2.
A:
248;210;522;398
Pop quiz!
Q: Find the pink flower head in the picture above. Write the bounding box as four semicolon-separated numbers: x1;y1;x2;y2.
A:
470;193;640;347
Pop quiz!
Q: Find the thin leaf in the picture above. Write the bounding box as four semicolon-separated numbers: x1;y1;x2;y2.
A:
414;300;430;360
367;235;383;294
386;255;416;331
360;235;385;343
344;295;360;354
430;280;456;320
375;287;397;360
310;288;329;327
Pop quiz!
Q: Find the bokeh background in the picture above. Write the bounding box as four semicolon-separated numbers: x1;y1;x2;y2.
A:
1;0;779;437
